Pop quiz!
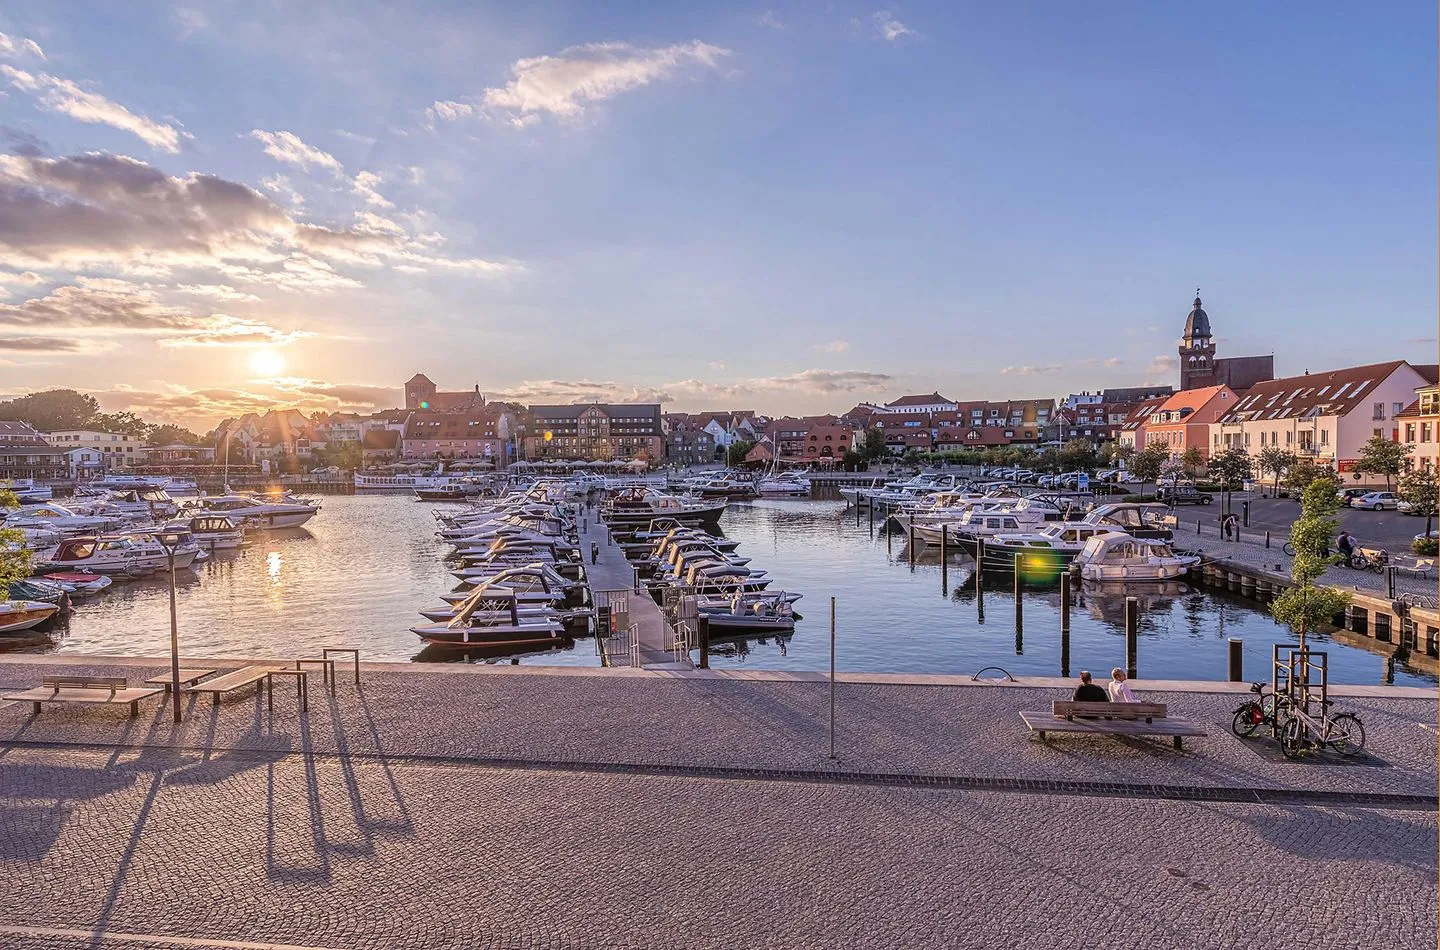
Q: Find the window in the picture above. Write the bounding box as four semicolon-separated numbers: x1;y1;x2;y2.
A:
1423;423;1433;444
1373;428;1384;439
1373;402;1385;420
1394;402;1405;416
1320;429;1329;445
1406;424;1416;443
1285;431;1293;445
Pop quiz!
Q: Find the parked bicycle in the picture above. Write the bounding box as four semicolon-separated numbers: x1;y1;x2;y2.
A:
1231;681;1289;738
1279;700;1366;758
1348;547;1389;573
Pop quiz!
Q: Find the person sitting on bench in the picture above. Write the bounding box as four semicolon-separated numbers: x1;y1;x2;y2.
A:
1108;668;1137;703
1071;671;1109;703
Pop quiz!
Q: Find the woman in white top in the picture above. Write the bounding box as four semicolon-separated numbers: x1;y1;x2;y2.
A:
1108;668;1137;703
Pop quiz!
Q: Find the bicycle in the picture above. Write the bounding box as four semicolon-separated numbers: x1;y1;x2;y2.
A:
1231;681;1290;738
1278;700;1366;758
1348;547;1389;573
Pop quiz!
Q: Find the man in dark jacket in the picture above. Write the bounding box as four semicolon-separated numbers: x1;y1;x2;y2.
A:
1072;671;1109;703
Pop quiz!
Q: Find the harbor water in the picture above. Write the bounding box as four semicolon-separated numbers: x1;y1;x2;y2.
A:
15;494;1434;686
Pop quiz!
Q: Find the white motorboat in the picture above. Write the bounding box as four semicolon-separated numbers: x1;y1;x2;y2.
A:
3;503;127;537
191;494;319;529
37;535;198;574
974;522;1115;570
603;488;728;529
4;479;52;502
754;470;812;497
168;515;247;550
37;571;114;596
102;488;180;519
0;599;59;632
1074;532;1200;581
410;587;566;648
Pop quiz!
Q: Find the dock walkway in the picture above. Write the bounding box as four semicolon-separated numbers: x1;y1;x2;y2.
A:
580;512;692;670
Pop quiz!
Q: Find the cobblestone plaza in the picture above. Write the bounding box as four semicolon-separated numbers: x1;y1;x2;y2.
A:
0;659;1434;949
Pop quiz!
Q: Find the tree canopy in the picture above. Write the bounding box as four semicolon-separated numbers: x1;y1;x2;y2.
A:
1206;445;1253;490
1255;446;1296;493
0;389;100;431
1127;443;1168;484
1354;435;1411;490
1270;474;1349;645
0;487;32;596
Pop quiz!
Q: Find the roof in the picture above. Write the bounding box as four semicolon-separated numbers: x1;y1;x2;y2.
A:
1152;385;1230;417
403;409;505;440
406;373;434;385
528;403;662;420
1183;292;1211;340
887;393;956;407
1120;396;1170;431
362;430;401;450
1413;364;1439;385
1217;361;1417;425
0;420;57;446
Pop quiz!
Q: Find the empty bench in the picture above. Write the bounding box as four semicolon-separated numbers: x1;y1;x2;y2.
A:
144;669;217;694
3;676;164;718
183;665;283;705
1020;701;1205;751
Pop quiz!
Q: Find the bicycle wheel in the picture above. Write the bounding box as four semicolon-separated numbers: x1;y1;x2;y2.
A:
1232;703;1264;737
1281;542;1296;557
1279;716;1306;759
1329;713;1366;756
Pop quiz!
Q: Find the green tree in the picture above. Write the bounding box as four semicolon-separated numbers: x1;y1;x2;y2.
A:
1128;443;1168;497
94;411;149;437
1179;445;1204;477
726;440;755;467
146;424;202;445
0;389;100;431
1207;445;1253;515
1270;476;1350;647
1397;467;1438;539
860;426;887;461
1283;459;1328;495
1057;438;1097;474
1035;448;1063;474
1353;435;1411;491
1109;442;1135;467
1256;446;1296;496
0;487;32;598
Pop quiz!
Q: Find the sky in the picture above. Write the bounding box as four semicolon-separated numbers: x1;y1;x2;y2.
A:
0;1;1434;432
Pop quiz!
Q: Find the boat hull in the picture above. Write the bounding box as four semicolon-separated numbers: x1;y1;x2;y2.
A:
0;601;60;632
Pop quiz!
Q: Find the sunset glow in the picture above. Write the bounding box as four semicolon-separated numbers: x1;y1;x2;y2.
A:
248;348;287;378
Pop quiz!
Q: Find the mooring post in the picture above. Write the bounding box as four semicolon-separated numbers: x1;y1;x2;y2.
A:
940;523;948;589
975;544;985;623
1059;571;1071;633
1386;565;1397;599
867;500;873;535
908;522;915;569
887;520;892;555
1124;596;1139;679
1227;638;1243;681
699;616;710;669
1265;530;1271;548
828;596;837;760
1013;552;1023;633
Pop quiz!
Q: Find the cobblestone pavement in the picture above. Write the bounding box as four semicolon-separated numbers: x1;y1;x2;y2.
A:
0;744;1434;950
1176;530;1437;600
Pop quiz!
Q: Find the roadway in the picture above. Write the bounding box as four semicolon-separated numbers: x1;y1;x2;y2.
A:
1174;493;1430;554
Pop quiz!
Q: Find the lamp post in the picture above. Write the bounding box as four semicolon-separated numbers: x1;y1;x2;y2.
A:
154;529;185;723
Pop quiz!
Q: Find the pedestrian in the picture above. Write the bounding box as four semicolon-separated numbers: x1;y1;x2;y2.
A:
1336;530;1354;564
1107;668;1137;703
1222;513;1239;541
590;540;599;565
1071;671;1109;703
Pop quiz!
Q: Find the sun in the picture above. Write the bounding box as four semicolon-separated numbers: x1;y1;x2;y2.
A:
248;347;286;377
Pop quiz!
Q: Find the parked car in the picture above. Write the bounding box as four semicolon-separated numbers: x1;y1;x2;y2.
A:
1352;491;1399;511
1414;528;1439;541
1157;484;1213;505
1337;488;1372;507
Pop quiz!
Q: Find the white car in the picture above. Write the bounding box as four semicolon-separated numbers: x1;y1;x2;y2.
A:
1353;491;1399;511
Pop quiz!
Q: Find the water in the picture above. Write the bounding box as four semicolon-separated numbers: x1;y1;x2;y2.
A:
15;495;1434;686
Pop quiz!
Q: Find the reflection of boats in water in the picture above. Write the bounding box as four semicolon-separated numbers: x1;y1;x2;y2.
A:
413;637;579;664
701;630;794;659
1078;579;1193;622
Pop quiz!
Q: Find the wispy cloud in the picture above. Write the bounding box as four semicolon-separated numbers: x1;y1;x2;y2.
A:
0;336;84;352
1;65;183;152
173;8;208;39
1146;355;1179;375
0;32;45;60
1001;364;1061;376
872;11;913;43
754;10;785;30
250;129;344;175
813;339;850;353
430;40;731;127
352;170;393;208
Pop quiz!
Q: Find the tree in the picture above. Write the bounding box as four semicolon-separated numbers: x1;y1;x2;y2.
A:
1353;435;1411;491
1128;443;1167;496
1179;446;1204;478
1057;438;1097;474
0;389;100;431
146;424;202;446
1397;467;1438;539
0;487;32;597
726;440;755;467
1207;445;1253;515
1035;448;1063;474
1109;442;1135;467
1283;459;1328;495
1271;476;1350;648
94;411;149;437
1256;446;1296;496
860;426;887;461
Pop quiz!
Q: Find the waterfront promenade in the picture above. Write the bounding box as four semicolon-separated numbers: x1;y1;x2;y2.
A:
0;656;1434;949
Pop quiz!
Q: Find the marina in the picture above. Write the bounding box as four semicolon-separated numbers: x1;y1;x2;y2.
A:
4;488;1433;686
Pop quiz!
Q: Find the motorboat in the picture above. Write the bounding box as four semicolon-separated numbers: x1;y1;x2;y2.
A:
683;473;757;499
975;522;1115;571
415;485;471;502
37;535;198;574
0;599;60;632
754;470;812;497
695;589;801;638
93;474;198;495
1073;532;1200;581
169;514;247;550
602;488;728;529
410;587;567;648
1087;503;1176;541
102;488;180;519
3;503;127;537
37;571;113;596
191;494;319;529
913;497;1065;548
442;563;588;608
4;479;52;502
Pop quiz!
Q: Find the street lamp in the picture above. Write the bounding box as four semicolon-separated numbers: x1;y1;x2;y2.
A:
153;529;185;723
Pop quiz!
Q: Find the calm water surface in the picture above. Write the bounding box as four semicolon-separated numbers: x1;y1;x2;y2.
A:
22;495;1435;686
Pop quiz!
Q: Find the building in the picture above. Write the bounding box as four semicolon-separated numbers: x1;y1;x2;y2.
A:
1102;385;1174;404
878;393;959;415
41;429;144;471
1212;361;1433;475
1177;291;1275;392
402;407;513;462
142;443;217;465
64;446;104;478
1116;396;1172;451
1396;383;1439;473
1141;385;1238;460
524;404;663;462
799;424;853;465
0;421;69;479
403;374;487;412
362;429;401;463
762;418;815;461
663;415;716;466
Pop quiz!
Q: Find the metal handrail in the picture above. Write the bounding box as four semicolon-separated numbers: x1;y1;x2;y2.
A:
971;666;1016;682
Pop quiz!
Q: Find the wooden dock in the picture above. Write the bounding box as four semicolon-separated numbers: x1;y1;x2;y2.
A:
581;514;693;671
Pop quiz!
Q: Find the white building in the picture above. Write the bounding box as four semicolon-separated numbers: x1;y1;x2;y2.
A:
1211;361;1432;479
64;446;104;478
42;429;144;470
881;393;960;415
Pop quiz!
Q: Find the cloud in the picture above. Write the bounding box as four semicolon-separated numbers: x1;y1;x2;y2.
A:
250;129;344;175
1103;357;1124;367
0;151;510;279
256;377;401;407
744;369;894;393
0;281;307;348
1146;355;1179;376
872;11;913;42
2;66;183;153
0;271;45;285
813;339;850;354
260;174;305;209
352;170;393;208
431;40;731;127
754;10;785;30
708;360;725;371
0;32;45;59
0;336;83;352
96;380;396;428
174;8;208;39
1001;364;1061;376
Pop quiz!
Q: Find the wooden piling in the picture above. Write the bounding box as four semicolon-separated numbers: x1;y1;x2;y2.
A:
1124;596;1138;678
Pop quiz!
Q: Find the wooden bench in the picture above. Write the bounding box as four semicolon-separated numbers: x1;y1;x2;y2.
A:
183;665;283;705
143;669;217;693
1019;700;1205;750
1395;558;1435;580
2;676;164;718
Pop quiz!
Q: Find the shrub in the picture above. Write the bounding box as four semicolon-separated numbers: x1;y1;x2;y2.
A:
1412;537;1438;556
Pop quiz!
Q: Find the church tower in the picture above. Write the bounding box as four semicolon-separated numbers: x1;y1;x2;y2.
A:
1178;290;1218;391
